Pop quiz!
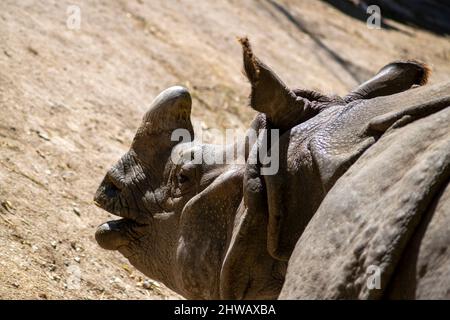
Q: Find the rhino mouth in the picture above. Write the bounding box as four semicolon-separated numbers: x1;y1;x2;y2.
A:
94;179;149;251
94;218;146;250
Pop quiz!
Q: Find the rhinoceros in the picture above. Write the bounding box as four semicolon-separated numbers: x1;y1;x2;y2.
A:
93;38;450;299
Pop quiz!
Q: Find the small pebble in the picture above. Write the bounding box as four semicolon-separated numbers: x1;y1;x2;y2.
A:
37;131;50;141
142;279;160;290
1;200;14;212
74;256;80;263
73;207;81;216
50;275;61;281
142;280;152;290
38;293;48;299
109;276;120;284
70;241;83;252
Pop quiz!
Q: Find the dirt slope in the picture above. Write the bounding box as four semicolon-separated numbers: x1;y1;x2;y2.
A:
0;0;449;299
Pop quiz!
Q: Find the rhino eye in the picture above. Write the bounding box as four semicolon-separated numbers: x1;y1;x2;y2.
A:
177;172;189;184
174;164;197;192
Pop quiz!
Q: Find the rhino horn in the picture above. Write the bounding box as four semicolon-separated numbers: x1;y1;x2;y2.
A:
132;86;194;155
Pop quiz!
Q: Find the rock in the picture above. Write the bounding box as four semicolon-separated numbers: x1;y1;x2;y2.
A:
1;200;14;212
70;241;82;252
50;275;61;281
72;207;81;216
38;293;48;299
36;130;50;141
142;280;152;290
142;279;161;290
27;46;39;56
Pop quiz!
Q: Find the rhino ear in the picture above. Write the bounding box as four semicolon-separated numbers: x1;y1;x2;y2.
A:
132;86;194;157
344;60;431;102
239;37;309;131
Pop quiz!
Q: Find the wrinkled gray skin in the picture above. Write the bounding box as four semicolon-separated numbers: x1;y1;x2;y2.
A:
94;38;449;299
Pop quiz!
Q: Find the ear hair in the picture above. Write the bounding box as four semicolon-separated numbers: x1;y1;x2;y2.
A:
401;60;431;86
239;37;260;84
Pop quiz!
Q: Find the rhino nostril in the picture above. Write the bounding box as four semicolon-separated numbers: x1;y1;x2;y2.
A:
105;174;122;197
105;182;120;198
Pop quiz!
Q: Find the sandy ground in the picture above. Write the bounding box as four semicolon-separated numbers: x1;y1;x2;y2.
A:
0;0;449;299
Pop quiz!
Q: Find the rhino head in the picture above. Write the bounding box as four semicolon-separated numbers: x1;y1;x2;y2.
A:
93;85;248;299
94;38;432;300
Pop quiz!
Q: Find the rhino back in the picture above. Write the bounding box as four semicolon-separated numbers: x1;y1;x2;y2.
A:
279;101;450;299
